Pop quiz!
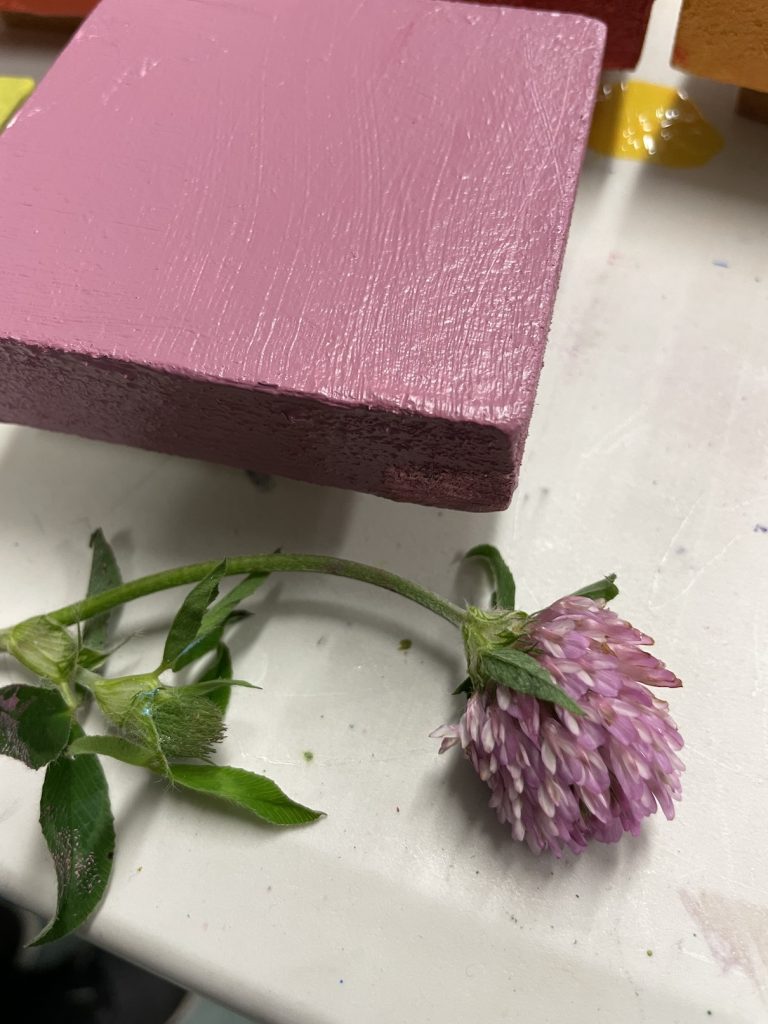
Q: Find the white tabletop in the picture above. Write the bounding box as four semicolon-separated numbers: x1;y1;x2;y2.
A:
1;2;767;1022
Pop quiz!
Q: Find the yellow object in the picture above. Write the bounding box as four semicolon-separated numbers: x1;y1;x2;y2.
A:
588;80;723;168
673;0;768;94
0;76;35;131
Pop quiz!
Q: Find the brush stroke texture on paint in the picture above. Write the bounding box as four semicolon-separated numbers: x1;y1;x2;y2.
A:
0;0;605;510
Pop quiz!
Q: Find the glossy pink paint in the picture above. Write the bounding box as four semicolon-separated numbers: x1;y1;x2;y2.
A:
0;0;605;510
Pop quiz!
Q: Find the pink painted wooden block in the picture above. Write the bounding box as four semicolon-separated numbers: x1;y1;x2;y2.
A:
0;0;605;511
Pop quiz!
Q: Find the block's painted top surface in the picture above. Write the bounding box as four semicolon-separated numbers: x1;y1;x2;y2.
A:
0;0;604;431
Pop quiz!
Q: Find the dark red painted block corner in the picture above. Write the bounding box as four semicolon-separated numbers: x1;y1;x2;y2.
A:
459;0;654;69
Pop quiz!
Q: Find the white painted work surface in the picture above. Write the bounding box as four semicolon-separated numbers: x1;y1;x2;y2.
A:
1;2;766;1021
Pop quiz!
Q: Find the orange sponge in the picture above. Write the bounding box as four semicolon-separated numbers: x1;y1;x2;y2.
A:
673;0;768;93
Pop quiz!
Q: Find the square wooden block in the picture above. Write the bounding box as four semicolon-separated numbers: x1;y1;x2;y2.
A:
0;0;605;510
673;0;768;94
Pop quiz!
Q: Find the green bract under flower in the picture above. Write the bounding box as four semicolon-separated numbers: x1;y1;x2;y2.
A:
91;674;226;762
462;605;530;674
461;606;583;716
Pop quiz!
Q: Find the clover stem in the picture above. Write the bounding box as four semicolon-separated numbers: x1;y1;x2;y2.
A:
45;554;466;630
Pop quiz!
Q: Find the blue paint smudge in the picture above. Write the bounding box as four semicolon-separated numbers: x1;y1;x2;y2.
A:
754;524;768;534
712;259;729;269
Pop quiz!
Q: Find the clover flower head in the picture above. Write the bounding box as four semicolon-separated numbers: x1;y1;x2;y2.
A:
433;594;684;856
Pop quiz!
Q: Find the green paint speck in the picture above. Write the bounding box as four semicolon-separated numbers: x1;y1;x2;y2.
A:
646;949;653;957
303;750;314;762
398;639;412;651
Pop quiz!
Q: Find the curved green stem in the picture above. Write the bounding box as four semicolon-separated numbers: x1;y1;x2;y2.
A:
46;554;465;630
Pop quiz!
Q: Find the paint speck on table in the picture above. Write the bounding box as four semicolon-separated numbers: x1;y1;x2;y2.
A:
754;524;767;534
712;259;729;269
680;889;768;993
303;751;314;762
398;639;412;651
589;81;723;168
0;76;35;130
646;949;653;957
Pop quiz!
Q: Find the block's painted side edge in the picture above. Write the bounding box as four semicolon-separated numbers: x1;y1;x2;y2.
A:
0;336;517;512
672;50;768;95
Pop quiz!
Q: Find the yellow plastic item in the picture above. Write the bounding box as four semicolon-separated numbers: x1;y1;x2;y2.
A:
0;76;35;132
589;80;723;168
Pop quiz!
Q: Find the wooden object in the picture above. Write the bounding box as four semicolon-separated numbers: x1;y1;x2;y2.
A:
0;1;95;15
0;0;605;511
465;1;654;69
673;0;768;95
737;88;768;125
